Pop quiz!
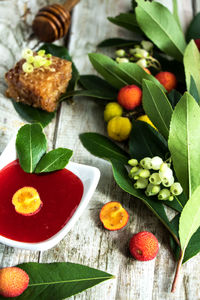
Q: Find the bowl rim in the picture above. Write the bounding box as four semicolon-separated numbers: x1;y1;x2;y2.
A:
0;136;100;251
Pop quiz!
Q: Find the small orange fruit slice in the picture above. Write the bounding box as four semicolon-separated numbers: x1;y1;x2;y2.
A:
99;201;129;231
12;186;42;216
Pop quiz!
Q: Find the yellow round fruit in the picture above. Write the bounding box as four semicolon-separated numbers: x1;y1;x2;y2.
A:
137;115;157;130
104;102;123;122
107;116;132;141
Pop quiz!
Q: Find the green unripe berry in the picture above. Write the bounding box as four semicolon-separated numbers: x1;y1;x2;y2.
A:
128;159;138;167
129;167;142;178
168;195;174;201
116;57;129;63
170;182;183;196
151;156;163;170
162;176;174;187
38;50;46;57
139;169;150;179
134;178;148;189
145;183;160;196
136;58;147;68
22;48;33;59
115;49;126;57
140;157;152;169
159;167;173;182
149;173;161;185
129;48;137;55
141;40;153;51
133;175;139;180
158;189;171;200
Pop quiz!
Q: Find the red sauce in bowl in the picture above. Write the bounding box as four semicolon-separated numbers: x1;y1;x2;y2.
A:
0;160;84;243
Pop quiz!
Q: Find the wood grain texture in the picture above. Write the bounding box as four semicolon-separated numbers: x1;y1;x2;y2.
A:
1;0;200;300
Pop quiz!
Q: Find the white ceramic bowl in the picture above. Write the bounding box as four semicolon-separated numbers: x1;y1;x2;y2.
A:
0;136;100;251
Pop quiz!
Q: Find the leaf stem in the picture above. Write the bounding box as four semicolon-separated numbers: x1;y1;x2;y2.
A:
171;251;183;293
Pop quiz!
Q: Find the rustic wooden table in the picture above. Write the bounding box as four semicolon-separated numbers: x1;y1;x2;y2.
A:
0;0;200;299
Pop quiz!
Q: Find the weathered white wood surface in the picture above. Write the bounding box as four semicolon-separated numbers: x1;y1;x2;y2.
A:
0;0;200;299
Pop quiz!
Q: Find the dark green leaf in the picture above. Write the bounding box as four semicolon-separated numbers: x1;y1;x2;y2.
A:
129;120;168;160
179;186;200;256
186;12;200;42
135;0;186;61
39;43;79;93
167;90;182;108
184;40;200;97
2;262;113;300
110;159;179;242
142;80;173;139
16;124;47;173
168;92;200;199
79;75;118;99
79;133;129;165
108;13;142;34
12;101;55;128
35;148;73;173
189;76;200;104
60;89;116;101
98;38;139;48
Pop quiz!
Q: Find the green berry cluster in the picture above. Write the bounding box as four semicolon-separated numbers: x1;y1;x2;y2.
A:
128;156;183;201
115;40;161;70
21;49;52;73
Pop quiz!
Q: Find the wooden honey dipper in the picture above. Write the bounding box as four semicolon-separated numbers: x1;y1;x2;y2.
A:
32;0;80;42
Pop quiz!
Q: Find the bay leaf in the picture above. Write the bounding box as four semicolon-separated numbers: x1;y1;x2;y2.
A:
179;185;200;256
168;92;200;198
172;0;181;29
98;38;140;48
35;148;73;173
135;0;186;61
108;13;142;34
16;124;47;173
60;89;116;101
186;12;200;42
183;40;200;97
79;132;129;165
1;262;113;300
189;76;200;104
12;101;55;128
142;80;173;139
167;90;182;108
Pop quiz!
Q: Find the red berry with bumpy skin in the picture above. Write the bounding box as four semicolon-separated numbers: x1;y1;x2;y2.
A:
0;267;29;297
155;71;177;92
117;85;142;111
129;231;159;261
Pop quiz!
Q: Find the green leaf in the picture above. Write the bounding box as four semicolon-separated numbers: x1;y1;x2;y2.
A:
168;92;200;198
16;124;47;173
2;262;113;300
186;12;200;42
35;148;73;173
129;120;168;160
79;75;118;99
89;53;164;90
108;13;142;34
60;89;116;101
79;133;129;165
12;101;55;128
172;0;181;29
167;90;182;108
142;80;173;139
184;40;200;97
189;76;200;104
110;159;179;242
179;185;200;255
39;43;79;93
98;38;140;48
135;0;186;61
170;214;200;263
88;53;127;89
